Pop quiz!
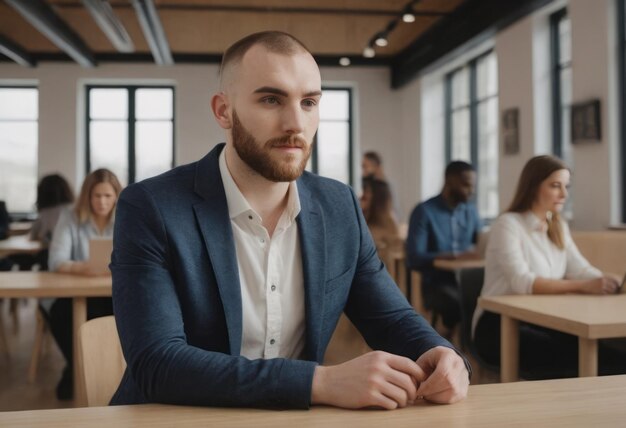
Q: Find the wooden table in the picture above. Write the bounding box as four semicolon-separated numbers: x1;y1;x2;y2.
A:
0;235;42;258
8;222;33;237
479;294;626;382
433;258;485;271
1;375;625;427
0;272;112;405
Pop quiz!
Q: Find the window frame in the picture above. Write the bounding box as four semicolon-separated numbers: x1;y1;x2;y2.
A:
85;84;176;184
312;86;354;186
617;2;626;221
444;50;498;218
550;8;571;158
0;84;39;217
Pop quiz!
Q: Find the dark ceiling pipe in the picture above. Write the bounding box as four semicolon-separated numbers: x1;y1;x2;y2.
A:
131;0;173;66
5;0;96;67
0;34;36;67
82;0;134;53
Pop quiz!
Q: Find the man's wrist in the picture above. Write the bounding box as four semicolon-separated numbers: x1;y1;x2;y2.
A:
311;365;328;405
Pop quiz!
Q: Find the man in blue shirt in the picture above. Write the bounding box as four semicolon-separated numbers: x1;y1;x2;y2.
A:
406;161;482;335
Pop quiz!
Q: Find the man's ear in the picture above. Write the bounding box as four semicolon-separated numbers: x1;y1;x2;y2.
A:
211;92;232;129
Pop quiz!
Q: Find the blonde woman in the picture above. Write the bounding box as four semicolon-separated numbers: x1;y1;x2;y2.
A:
473;155;620;376
47;168;122;399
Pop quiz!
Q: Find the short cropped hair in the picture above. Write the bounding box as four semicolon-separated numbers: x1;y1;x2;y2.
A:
363;151;382;167
445;161;474;179
219;31;311;88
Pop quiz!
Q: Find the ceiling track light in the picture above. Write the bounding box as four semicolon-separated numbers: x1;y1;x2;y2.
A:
131;0;173;66
363;1;419;60
82;0;134;53
339;57;350;66
374;32;388;47
363;46;375;58
402;5;416;23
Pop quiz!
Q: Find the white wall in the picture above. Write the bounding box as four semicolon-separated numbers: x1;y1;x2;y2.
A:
494;0;620;229
0;63;408;212
495;16;536;211
417;0;622;230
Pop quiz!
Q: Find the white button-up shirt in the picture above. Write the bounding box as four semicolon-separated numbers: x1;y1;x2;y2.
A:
473;211;602;332
219;149;305;360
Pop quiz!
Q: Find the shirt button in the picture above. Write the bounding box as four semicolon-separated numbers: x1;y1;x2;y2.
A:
271;284;276;291
270;339;275;345
260;238;265;244
248;215;253;220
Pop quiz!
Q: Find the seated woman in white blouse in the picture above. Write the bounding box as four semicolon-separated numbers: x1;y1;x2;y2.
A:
473;155;621;375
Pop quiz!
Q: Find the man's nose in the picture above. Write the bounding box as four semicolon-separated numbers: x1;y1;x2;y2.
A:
281;103;305;135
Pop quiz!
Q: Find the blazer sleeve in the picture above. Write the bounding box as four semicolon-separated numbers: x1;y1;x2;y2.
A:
343;189;470;372
111;184;317;409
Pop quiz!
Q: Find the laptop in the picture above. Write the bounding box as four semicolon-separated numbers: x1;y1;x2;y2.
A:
87;238;113;273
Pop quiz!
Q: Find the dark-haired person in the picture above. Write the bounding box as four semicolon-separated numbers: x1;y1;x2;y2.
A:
360;176;399;247
406;161;483;335
362;151;400;217
473;155;621;375
111;31;470;410
30;174;75;248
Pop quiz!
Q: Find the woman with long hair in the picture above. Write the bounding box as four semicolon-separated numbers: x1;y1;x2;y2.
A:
360;176;399;246
47;168;122;399
472;155;620;376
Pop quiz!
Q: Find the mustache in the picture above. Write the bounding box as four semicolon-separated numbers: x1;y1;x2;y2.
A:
267;135;308;149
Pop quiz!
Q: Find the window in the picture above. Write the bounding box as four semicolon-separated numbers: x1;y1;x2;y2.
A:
617;0;626;223
86;86;175;185
0;86;38;215
445;51;499;218
551;9;572;163
309;88;352;185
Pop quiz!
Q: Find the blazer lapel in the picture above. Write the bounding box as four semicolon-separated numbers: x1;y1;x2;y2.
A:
192;144;242;356
296;179;326;362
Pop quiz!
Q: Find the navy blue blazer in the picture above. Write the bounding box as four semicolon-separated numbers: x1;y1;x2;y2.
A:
110;143;457;408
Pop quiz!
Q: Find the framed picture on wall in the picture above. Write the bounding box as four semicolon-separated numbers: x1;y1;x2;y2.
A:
571;99;601;143
502;108;519;155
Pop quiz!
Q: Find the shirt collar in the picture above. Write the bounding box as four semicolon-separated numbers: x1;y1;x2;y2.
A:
521;211;548;233
218;147;301;223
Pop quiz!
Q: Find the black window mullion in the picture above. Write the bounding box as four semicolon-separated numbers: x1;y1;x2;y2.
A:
550;9;567;158
617;0;626;223
469;59;480;207
444;74;453;163
85;87;91;174
128;87;136;184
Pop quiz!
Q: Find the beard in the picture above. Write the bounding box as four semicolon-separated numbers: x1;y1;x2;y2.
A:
231;110;312;182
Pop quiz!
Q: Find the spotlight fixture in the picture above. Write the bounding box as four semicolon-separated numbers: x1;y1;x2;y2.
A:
402;6;416;23
363;46;375;58
339;57;351;66
374;32;388;47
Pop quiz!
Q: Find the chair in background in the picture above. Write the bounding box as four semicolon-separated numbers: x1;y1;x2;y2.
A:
77;316;126;407
457;267;499;378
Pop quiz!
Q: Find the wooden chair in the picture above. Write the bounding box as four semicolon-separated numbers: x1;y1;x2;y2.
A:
77;316;126;407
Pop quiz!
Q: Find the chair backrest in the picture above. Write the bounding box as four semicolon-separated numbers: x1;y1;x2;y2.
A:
458;267;485;352
78;316;126;407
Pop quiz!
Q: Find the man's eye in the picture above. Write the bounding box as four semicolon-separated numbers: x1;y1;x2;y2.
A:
302;99;317;107
262;97;279;104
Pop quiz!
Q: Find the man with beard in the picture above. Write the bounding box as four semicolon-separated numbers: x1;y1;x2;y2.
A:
406;161;483;337
111;31;469;410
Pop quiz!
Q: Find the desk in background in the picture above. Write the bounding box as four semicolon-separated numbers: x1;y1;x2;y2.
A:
0;235;41;258
1;375;625;427
479;293;626;382
7;222;33;237
0;272;112;405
